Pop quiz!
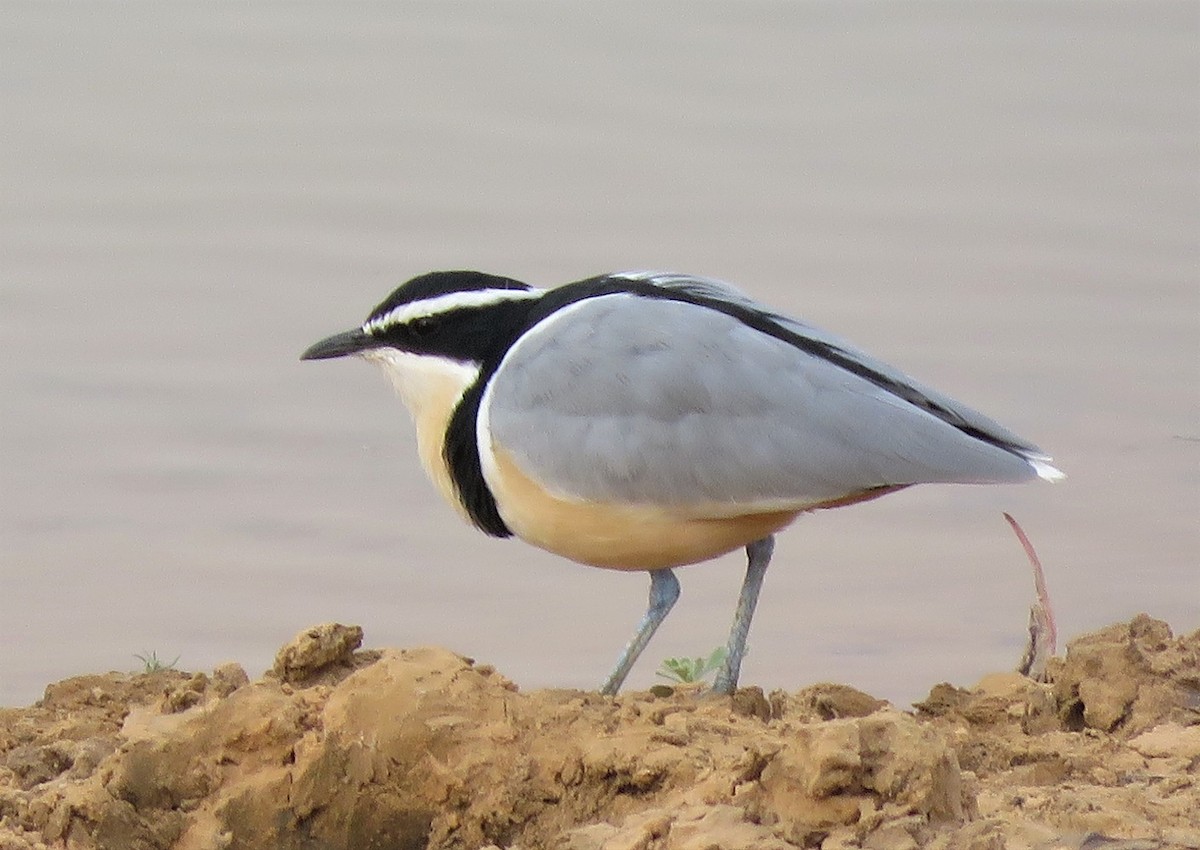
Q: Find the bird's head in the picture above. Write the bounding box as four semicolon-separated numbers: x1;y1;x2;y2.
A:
301;270;541;409
301;271;538;364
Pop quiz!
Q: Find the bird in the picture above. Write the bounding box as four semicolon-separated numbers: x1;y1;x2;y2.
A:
301;269;1063;695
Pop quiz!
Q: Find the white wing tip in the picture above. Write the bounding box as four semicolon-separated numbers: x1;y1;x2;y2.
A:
1029;458;1066;482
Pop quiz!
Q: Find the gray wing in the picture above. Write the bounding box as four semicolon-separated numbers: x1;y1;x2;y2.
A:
485;283;1049;512
614;271;1051;460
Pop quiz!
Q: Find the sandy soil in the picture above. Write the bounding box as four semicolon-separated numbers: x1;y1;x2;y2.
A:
1;615;1196;850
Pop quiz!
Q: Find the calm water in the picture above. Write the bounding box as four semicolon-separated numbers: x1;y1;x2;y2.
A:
2;3;1197;707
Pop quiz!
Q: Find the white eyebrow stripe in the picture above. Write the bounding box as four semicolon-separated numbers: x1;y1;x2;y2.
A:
363;287;544;334
610;269;675;283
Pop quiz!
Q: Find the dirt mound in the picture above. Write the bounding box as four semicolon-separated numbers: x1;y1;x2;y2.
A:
1;616;1197;850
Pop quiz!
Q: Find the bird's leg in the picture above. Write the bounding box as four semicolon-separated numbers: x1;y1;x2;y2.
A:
711;535;775;695
599;568;681;696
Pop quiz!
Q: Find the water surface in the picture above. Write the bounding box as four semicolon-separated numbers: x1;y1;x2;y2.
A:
2;3;1196;706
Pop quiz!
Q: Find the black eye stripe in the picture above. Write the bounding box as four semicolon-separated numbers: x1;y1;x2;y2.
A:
410;315;437;335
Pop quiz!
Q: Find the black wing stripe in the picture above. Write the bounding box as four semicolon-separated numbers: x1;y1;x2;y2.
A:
541;276;1034;457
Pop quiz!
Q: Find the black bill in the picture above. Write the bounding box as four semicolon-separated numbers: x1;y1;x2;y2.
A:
300;329;376;361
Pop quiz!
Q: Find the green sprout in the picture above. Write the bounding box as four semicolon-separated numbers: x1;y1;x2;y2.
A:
656;646;727;685
134;651;180;673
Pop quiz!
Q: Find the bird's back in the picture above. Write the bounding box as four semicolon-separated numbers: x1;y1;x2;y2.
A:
480;274;1056;517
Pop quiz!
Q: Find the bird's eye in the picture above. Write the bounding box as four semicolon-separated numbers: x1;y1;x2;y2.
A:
410;316;437;336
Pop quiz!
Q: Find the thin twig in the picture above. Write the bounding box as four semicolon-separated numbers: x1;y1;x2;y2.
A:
1005;512;1057;682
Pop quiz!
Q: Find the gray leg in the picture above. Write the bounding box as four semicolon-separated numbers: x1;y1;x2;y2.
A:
599;568;681;695
711;535;775;695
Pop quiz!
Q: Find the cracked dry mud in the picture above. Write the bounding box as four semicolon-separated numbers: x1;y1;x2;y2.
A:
1;615;1197;850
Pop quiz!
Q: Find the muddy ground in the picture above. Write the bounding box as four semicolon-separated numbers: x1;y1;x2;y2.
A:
1;615;1197;850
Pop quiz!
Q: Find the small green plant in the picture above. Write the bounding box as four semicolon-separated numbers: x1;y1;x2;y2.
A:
656;646;727;685
135;651;180;673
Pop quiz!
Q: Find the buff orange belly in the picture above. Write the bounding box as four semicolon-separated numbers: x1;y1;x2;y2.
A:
485;446;800;570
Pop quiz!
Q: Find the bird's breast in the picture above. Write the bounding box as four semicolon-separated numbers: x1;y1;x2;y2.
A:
363;348;481;520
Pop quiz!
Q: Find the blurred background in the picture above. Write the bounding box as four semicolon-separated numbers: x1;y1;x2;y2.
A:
2;3;1196;707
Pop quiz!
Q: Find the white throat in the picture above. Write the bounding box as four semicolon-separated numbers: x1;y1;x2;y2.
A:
361;348;480;417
